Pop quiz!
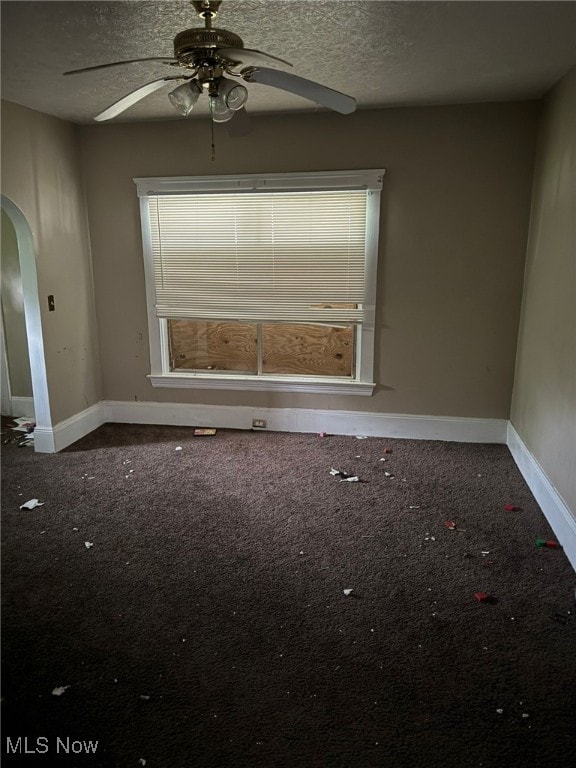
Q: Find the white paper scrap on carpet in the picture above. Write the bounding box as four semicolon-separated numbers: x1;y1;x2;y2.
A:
52;685;70;696
20;499;44;510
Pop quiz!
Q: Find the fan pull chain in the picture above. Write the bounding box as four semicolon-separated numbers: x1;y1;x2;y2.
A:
211;117;216;161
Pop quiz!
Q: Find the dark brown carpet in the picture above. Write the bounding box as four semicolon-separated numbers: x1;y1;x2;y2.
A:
1;422;575;768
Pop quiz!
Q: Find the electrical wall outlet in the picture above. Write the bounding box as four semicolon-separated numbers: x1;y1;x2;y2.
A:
252;418;267;429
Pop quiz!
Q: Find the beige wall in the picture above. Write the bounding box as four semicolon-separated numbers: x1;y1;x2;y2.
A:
511;68;576;514
1;208;33;398
80;102;537;418
0;101;102;423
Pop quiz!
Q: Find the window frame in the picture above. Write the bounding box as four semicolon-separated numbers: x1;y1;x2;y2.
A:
135;170;384;395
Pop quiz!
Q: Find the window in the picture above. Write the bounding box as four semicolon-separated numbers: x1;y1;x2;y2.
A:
135;170;384;394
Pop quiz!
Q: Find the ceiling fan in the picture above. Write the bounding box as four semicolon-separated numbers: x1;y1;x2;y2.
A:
64;0;357;125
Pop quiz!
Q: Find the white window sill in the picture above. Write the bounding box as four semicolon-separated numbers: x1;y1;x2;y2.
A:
148;373;375;396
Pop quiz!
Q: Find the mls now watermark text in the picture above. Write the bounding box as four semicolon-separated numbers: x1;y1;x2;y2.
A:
6;737;99;755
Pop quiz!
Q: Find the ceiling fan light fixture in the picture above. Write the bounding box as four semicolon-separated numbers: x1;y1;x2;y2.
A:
219;77;248;111
168;80;202;116
209;94;234;122
226;83;248;110
208;77;247;122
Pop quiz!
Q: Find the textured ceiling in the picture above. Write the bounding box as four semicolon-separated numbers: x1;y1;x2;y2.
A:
1;0;576;124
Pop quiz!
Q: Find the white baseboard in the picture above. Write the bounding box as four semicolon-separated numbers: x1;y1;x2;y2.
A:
34;401;507;450
507;423;576;573
10;396;35;419
100;400;507;443
33;402;105;453
32;398;507;450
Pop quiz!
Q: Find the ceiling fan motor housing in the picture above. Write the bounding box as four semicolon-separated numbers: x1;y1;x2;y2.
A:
173;27;244;58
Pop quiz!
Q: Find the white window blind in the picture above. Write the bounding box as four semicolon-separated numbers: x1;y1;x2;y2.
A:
147;190;368;324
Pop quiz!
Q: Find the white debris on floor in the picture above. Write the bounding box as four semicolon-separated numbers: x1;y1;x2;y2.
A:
19;499;44;510
51;685;70;696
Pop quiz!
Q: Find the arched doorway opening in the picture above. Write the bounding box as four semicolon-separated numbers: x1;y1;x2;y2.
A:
1;195;53;450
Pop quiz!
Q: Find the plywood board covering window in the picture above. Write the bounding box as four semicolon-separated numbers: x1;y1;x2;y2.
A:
169;319;355;377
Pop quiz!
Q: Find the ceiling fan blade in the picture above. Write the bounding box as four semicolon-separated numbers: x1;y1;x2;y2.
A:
64;57;177;76
242;67;356;115
217;47;292;68
225;107;251;137
94;77;185;121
